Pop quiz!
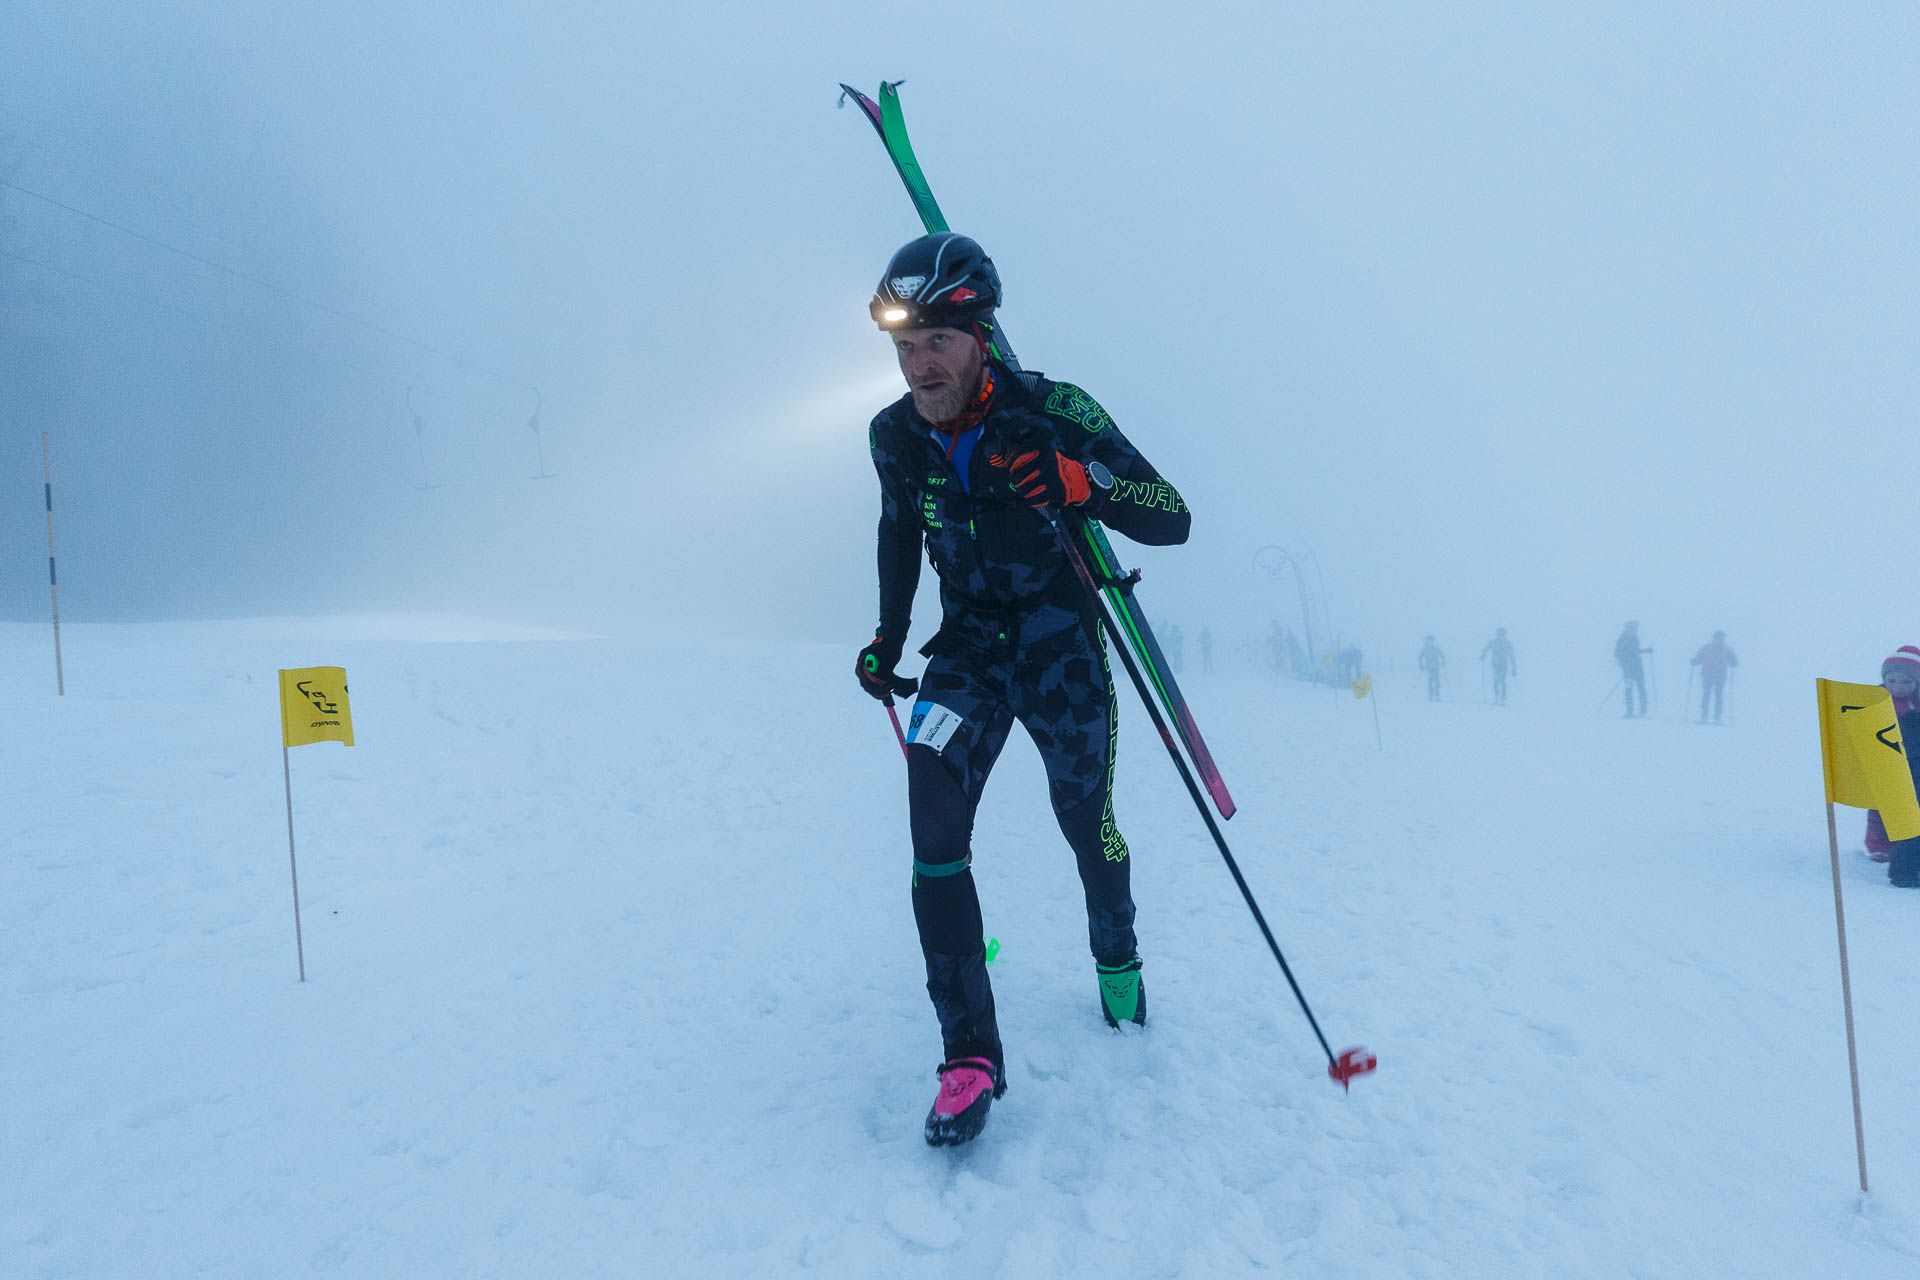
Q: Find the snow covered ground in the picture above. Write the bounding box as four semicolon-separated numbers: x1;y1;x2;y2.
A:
6;617;1920;1278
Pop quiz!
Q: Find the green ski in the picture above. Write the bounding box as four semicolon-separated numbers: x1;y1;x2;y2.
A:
839;79;1234;819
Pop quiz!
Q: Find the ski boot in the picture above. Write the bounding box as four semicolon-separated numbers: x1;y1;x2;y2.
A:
923;1056;1005;1147
1098;957;1146;1029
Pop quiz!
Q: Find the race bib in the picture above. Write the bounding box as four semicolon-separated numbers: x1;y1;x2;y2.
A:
907;701;964;752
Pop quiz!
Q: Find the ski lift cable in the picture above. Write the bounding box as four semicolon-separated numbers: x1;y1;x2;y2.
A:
0;101;270;263
0;105;630;428
1;176;542;394
0;246;521;421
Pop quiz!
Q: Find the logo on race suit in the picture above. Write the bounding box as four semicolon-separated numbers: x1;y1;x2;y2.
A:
890;274;927;300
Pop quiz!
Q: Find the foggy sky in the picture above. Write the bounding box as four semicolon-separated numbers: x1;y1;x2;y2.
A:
3;1;1915;692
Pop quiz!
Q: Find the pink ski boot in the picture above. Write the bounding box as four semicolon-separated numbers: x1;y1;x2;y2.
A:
923;1056;1005;1147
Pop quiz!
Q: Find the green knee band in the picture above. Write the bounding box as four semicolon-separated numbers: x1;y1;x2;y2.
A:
913;852;972;879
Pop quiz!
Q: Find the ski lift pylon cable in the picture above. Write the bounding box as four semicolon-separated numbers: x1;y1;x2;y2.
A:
406;385;441;491
528;386;556;479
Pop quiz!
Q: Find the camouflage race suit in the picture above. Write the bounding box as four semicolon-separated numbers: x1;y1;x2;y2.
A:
870;363;1190;1070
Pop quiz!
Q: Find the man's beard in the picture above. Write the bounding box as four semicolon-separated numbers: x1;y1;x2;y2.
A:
910;372;976;424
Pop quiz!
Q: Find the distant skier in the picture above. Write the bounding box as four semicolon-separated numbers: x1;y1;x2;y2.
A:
855;233;1192;1146
1689;630;1738;724
1418;635;1446;701
1864;647;1920;887
1336;645;1364;683
1199;626;1213;674
1168;624;1185;674
1615;621;1651;718
1480;628;1516;706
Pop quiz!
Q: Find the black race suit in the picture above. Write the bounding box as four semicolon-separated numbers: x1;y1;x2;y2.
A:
869;363;1190;1069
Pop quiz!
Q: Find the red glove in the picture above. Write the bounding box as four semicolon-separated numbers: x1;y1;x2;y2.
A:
993;448;1091;509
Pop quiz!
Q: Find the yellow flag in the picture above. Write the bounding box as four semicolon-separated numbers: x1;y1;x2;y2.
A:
280;667;354;748
1817;679;1919;839
1352;674;1373;700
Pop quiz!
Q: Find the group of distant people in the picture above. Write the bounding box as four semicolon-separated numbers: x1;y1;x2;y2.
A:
1398;623;1920;895
1611;621;1738;722
1415;629;1517;704
1408;624;1738;721
1166;625;1212;675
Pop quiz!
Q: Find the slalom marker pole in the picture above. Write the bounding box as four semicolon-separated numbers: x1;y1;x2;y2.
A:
1050;509;1374;1088
1824;801;1869;1193
42;433;64;695
284;744;306;982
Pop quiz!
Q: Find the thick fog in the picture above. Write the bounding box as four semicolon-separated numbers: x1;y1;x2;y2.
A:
3;2;1914;691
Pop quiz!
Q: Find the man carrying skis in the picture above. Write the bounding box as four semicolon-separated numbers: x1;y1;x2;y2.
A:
854;232;1191;1147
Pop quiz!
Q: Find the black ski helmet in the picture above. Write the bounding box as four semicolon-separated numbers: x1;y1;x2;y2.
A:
870;232;1001;332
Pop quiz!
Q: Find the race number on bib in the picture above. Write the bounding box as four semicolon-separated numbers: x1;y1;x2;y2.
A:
907;701;964;752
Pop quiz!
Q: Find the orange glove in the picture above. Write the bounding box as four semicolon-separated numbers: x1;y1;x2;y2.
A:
994;448;1091;509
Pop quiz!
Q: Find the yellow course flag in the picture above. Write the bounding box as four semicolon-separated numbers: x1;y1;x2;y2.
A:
1817;678;1919;840
280;667;355;748
1352;675;1373;700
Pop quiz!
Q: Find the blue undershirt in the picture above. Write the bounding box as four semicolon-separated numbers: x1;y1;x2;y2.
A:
946;424;985;494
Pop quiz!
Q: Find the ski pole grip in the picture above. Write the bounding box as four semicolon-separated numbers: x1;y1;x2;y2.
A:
862;651;918;698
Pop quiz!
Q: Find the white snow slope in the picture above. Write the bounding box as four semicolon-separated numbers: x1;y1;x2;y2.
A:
6;618;1920;1279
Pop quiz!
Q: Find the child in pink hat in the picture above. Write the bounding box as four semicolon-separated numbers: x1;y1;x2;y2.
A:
1865;645;1920;886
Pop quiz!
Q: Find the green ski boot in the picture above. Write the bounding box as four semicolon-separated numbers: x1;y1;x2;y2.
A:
1098;957;1146;1029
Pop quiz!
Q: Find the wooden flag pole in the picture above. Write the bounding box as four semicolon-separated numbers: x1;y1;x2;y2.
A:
42;433;64;696
1825;799;1867;1193
284;744;306;982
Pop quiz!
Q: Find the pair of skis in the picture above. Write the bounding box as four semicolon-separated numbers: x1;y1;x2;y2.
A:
839;80;1234;823
840;82;1374;1090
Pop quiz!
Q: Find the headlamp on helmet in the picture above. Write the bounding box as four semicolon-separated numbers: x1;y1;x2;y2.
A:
871;232;1001;332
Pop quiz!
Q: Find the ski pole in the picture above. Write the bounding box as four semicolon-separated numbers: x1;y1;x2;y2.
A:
864;656;917;762
1048;509;1374;1089
1594;676;1624;715
1684;668;1695;723
883;698;910;760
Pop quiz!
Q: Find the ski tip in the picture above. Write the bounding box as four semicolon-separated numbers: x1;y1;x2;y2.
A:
1201;774;1235;820
836;83;883;126
1328;1046;1378;1091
